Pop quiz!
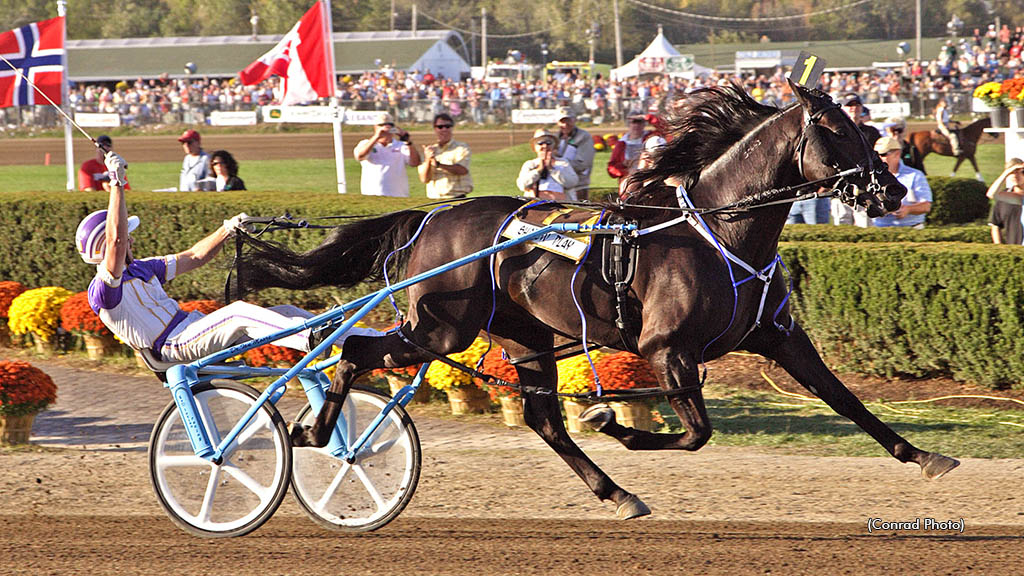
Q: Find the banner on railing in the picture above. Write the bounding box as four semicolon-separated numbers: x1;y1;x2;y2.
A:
862;101;910;118
74;112;120;127
210;110;257;126
511;109;562;124
261;105;338;123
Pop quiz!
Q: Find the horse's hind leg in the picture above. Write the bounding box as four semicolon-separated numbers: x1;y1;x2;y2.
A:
580;349;714;451
969;155;983;181
290;330;439;448
744;322;959;479
504;339;651;519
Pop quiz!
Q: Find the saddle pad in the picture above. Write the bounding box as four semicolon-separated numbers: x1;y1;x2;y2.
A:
500;206;604;262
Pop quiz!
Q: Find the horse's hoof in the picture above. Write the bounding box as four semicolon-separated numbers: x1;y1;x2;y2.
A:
616;494;651;520
289;423;312;448
920;452;960;480
579;403;614;431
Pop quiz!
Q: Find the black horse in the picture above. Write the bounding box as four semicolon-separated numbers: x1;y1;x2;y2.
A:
239;82;959;519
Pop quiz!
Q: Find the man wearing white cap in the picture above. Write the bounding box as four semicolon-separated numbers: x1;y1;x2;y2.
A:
871;136;932;228
354;112;422;197
76;151;378;363
554;106;595;201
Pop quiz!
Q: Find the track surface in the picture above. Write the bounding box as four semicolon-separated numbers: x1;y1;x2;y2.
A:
2;360;1023;574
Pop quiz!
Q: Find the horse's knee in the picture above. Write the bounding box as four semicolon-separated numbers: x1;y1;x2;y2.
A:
683;423;712;451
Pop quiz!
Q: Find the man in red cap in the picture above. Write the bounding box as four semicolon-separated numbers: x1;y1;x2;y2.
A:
177;129;210;191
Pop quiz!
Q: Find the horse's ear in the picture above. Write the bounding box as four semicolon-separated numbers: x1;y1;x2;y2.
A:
788;78;814;110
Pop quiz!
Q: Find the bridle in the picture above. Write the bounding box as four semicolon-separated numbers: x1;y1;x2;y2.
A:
793;103;890;214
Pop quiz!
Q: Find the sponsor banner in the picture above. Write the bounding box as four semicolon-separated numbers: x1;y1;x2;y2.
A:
261;105;338;123
500;218;590;262
638;57;665;74
344;110;390;125
862;101;911;118
209;110;257;126
665;55;694;74
74;112;120;127
511;109;561;124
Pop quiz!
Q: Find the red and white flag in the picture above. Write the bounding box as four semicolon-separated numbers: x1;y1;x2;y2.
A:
239;2;334;105
0;16;65;108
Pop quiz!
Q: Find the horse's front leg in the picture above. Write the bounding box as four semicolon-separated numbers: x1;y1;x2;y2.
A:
579;349;713;451
508;342;651;520
743;322;959;479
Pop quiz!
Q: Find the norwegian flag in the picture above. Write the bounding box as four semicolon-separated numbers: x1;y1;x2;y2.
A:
0;16;65;108
239;2;334;105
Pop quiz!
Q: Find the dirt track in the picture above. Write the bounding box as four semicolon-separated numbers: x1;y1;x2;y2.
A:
0;130;534;166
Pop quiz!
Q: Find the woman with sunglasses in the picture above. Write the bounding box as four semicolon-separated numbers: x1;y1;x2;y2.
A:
209;150;246;191
418;113;473;199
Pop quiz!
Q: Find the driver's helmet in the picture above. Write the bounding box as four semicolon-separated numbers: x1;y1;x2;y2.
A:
75;209;139;264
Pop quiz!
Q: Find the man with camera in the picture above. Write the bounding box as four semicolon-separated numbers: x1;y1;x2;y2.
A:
354;112;422;197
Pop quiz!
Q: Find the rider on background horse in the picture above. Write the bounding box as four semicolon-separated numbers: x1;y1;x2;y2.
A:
935;97;962;156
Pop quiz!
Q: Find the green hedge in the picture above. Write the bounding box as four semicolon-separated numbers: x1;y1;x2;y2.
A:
5;192;1024;388
780;241;1024;389
926;176;989;225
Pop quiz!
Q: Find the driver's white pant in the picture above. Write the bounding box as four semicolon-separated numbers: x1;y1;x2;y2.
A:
159;301;381;363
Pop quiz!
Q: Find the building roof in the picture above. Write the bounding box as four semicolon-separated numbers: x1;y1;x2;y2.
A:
66;30;468;81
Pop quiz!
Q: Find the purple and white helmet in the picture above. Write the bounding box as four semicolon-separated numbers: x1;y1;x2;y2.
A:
75;209;140;264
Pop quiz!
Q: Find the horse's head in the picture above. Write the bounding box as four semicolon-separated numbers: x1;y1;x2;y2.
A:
789;80;906;217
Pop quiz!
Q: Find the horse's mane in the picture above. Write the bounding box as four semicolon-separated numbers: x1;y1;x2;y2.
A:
628;83;782;203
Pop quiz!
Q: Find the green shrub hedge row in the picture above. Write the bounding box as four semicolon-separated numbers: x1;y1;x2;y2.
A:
926;176;990;225
780;223;990;243
3;192;1021;388
780;241;1024;389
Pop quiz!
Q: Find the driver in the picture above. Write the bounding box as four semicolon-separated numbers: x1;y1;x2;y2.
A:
77;150;379;364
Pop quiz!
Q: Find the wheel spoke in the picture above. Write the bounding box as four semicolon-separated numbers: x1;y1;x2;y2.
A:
313;460;353;512
222;463;274;503
158;454;214;470
222;410;271;459
351;464;386;511
198;466;223;523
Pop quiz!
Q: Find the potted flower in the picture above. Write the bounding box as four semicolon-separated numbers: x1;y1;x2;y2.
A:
7;286;73;354
974;81;1010;127
556;350;609;432
479;347;524;427
425;336;492;415
1001;78;1024;126
60;291;117;360
0;281;27;347
593;352;659;432
0;360;57;444
244;343;304;368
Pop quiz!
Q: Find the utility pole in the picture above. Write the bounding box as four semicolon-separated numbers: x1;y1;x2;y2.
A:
57;0;73;191
613;0;622;68
412;3;417;34
390;0;395;31
915;0;921;60
481;7;488;69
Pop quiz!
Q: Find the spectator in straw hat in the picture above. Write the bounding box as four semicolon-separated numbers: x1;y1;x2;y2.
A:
871;136;932;228
354;112;422;197
986;158;1024;244
517;128;578;201
885;116;925;173
554;105;594;201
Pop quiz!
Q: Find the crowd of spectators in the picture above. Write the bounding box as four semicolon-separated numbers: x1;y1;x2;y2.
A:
6;23;1024;131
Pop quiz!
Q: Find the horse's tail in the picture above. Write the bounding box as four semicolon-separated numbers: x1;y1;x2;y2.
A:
237;210;429;293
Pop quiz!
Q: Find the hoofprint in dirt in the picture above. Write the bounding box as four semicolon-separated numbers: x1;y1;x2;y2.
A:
2;516;1021;576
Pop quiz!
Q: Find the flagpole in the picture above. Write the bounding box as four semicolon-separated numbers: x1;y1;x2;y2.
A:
322;0;345;194
57;0;74;191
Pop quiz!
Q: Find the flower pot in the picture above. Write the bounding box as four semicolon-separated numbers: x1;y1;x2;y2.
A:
446;385;491;415
608;401;655;432
0;412;37;445
1012;108;1024;129
83;333;116;361
563;398;591;433
33;336;57;355
0;321;10;347
386;373;431;404
990;107;1010;129
499;395;526;427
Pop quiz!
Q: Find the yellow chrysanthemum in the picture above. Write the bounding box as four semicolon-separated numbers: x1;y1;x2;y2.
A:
7;287;73;342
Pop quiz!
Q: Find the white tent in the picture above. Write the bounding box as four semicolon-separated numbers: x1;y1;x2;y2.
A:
611;28;690;80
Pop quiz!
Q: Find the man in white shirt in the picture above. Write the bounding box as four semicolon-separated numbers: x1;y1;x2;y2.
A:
554;106;595;201
354;113;422;197
177;129;210;191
